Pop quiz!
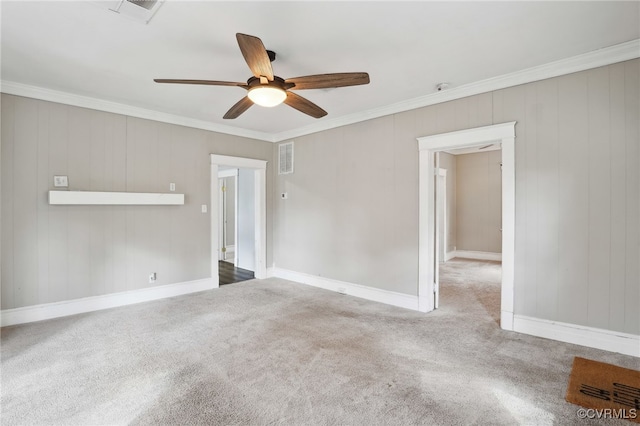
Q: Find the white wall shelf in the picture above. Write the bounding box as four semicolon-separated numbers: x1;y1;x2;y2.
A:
48;190;184;205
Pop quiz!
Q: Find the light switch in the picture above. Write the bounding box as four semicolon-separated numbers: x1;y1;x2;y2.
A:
53;176;68;188
201;204;207;213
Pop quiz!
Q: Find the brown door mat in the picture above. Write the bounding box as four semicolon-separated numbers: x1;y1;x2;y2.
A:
566;357;640;423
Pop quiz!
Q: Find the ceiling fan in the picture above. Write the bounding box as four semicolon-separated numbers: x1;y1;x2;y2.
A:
154;33;370;119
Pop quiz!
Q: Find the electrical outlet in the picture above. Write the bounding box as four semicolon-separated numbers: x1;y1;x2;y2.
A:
149;272;156;284
201;204;208;213
169;183;176;192
281;192;288;199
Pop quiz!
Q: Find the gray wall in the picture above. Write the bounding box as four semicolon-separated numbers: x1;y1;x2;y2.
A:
455;151;502;253
236;169;255;271
438;152;457;254
1;94;273;310
2;59;638;337
273;59;639;335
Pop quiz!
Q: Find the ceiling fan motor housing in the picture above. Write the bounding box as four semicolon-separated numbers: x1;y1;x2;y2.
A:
247;76;287;89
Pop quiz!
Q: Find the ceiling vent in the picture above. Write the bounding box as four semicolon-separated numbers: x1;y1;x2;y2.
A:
108;0;164;24
279;142;294;175
127;0;157;11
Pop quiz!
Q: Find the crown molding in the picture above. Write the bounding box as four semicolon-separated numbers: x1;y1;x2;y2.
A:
2;39;638;144
0;81;274;142
270;38;640;142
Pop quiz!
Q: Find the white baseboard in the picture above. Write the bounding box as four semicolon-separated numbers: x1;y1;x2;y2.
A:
270;267;419;311
266;266;276;278
501;310;514;331
444;251;457;262
513;315;640;358
452;250;502;261
1;278;215;327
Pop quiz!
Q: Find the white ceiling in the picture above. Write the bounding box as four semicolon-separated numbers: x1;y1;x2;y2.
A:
2;1;639;140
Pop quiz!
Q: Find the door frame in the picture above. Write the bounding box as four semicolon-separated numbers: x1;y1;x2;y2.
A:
434;166;447;309
417;122;516;331
436;167;447;262
218;177;226;261
210;154;267;287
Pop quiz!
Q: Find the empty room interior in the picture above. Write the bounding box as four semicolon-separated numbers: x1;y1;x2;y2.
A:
1;1;639;424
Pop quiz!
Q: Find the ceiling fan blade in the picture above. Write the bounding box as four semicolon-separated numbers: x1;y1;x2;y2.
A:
236;33;274;81
284;92;327;119
285;73;370;90
154;79;248;88
223;96;254;119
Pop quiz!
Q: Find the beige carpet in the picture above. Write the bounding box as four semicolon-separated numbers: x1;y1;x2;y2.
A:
1;259;638;425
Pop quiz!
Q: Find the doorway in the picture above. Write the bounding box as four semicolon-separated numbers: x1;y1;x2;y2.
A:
435;146;503;316
210;154;267;288
217;168;256;285
417;122;516;331
218;168;238;264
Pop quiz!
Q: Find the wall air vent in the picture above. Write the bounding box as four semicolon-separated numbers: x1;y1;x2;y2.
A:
279;142;294;175
108;0;164;24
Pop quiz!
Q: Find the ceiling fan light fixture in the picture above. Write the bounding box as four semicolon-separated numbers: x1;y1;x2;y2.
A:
248;86;287;107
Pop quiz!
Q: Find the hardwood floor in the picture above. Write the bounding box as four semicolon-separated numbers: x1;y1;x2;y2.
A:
219;261;254;285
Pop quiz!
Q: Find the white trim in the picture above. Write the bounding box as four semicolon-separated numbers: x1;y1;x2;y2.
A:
266;266;276;278
271;268;419;311
271;39;640;142
217;168;238;178
233;175;239;267
0;278;214;327
501;311;514;332
2;39;638;144
0;81;273;142
218;178;226;261
437;168;447;266
211;154;267;170
451;250;502;262
210;155;267;287
418;122;516;151
48;190;184;205
444;144;502;156
444;251;456;262
418;122;516;331
513;315;640;358
500;134;516;327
